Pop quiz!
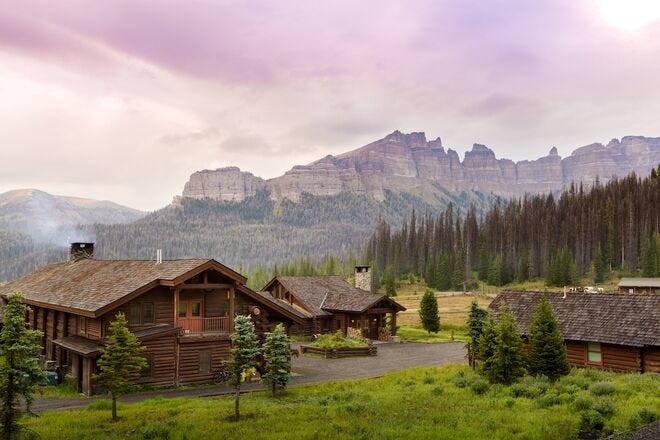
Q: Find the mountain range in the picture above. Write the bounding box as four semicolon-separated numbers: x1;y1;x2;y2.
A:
1;131;659;281
181;131;660;203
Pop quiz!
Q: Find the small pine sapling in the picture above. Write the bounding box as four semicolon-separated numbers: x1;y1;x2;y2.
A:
262;323;292;396
227;315;260;421
419;289;440;335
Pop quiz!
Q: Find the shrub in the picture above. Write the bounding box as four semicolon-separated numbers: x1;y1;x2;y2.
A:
422;372;436;384
558;374;590;390
537;393;561;408
452;371;472;389
313;331;369;349
592;399;615;418
573;393;594;411
470;378;489;395
431;385;444;396
629;408;659;429
589;381;615;396
510;383;527;398
580;409;605;432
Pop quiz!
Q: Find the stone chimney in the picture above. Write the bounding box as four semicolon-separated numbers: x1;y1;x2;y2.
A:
70;242;94;262
354;265;372;291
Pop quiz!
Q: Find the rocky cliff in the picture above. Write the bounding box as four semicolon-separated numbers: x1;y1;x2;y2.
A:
181;131;660;202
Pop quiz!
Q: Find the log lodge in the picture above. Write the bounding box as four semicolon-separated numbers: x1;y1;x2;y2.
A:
0;243;306;395
490;291;660;373
260;266;406;340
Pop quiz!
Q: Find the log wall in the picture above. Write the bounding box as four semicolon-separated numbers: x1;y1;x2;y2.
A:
137;334;177;386
566;340;643;372
178;337;231;385
643;347;660;373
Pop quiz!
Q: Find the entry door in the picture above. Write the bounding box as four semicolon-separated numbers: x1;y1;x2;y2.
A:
178;300;202;332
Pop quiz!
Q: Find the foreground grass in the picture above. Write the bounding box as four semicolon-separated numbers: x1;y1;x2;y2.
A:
397;324;469;343
26;366;659;439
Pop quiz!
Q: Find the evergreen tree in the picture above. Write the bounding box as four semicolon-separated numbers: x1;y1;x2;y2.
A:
487;306;525;385
527;297;569;381
487;256;503;286
435;254;452;290
419;289;440;335
93;312;147;421
0;293;45;440
593;245;606;284
476;314;497;375
466;300;488;370
227;315;260;421
477;240;490;281
640;235;658;277
516;252;529;283
451;252;466;291
382;265;397;297
261;324;292;397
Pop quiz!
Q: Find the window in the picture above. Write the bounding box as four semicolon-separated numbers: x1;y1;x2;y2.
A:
191;302;201;317
587;342;602;364
77;316;86;336
140;354;152;378
178;303;187;318
128;302;155;325
199;351;211;373
142;303;155;324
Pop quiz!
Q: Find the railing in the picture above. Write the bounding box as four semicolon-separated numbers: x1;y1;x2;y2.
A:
178;317;229;334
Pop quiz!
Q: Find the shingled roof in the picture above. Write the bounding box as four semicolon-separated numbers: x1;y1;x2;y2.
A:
618;277;660;288
490;291;660;347
0;258;243;317
267;276;405;316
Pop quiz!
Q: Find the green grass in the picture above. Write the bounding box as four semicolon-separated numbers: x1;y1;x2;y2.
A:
26;366;658;439
37;381;86;399
397;324;469;343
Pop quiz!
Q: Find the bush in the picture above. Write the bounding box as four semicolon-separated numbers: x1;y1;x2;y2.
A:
589;381;615;396
592;399;615;418
629;408;659;429
573;393;594;411
431;385;444;396
537;393;561;408
452;371;472;389
470;378;489;395
580;409;605;432
422;372;436;384
558;374;590;390
313;331;369;349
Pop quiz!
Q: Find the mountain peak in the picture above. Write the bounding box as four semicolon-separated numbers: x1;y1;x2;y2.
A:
383;130;428;148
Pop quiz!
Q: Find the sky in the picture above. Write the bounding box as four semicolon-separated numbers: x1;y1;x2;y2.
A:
1;0;660;211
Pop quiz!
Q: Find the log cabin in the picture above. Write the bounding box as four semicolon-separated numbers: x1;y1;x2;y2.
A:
260;266;406;340
0;243;306;395
617;278;660;294
490;291;660;373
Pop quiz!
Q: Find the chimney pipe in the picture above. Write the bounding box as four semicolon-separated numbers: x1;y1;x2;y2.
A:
354;265;372;292
70;242;94;262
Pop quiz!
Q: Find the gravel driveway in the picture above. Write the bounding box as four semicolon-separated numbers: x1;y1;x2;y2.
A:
31;342;466;413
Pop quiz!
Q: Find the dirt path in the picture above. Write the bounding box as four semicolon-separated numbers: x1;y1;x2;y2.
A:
31;342;466;413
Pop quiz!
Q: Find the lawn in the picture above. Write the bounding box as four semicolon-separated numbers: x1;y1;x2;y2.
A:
25;365;659;439
395;292;493;327
397;324;469;343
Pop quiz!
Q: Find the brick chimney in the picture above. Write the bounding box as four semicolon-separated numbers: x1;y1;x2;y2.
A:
70;242;94;262
354;265;372;292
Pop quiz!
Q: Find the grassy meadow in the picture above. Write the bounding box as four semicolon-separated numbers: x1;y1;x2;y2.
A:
25;365;658;440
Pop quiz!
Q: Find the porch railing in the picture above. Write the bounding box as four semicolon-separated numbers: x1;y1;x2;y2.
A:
179;317;229;334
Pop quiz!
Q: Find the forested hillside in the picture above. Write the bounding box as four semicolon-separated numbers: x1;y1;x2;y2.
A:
85;189;491;277
364;167;660;289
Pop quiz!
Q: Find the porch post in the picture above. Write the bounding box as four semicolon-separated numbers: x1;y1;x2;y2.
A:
391;311;397;336
173;287;180;327
229;285;235;333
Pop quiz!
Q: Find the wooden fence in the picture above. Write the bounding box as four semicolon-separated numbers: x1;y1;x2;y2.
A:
300;344;377;358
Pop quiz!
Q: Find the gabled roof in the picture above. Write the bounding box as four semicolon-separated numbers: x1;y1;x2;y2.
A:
0;258;245;317
490;291;660;347
263;276;405;317
618;277;660;288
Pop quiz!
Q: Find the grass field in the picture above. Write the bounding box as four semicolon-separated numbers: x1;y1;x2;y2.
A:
24;365;659;439
394;288;493;327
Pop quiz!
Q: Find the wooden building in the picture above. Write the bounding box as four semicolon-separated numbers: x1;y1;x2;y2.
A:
260;268;405;339
0;243;305;394
490;291;660;373
617;278;660;294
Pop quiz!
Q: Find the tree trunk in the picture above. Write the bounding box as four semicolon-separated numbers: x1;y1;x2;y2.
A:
3;372;15;440
111;393;117;421
234;386;240;421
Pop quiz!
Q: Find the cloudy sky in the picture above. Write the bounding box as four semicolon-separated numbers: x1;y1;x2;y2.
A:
1;0;659;210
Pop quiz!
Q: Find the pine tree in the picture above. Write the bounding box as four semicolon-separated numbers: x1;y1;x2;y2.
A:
419;289;440;335
0;293;45;440
227;315;260;421
382;265;397;297
487;256;503;286
527;297;569;381
262;324;291;397
487;306;525;385
451;252;466;291
466;300;488;369
93;312;147;421
477;314;497;375
477;240;490;281
435;254;452;291
593;245;606;284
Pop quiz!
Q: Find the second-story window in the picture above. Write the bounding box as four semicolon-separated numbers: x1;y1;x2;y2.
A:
129;302;155;325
